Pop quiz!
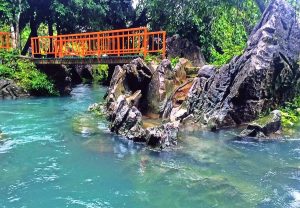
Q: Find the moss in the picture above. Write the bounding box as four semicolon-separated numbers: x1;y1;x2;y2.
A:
254;114;274;126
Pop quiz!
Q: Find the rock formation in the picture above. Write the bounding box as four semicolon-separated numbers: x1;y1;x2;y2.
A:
70;65;93;84
167;35;206;67
185;0;300;129
99;57;193;149
239;110;282;139
98;0;300;148
0;79;29;99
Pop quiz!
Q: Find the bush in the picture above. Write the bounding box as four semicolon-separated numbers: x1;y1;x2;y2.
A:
92;64;109;84
209;7;248;66
0;50;58;96
280;97;300;128
144;54;162;65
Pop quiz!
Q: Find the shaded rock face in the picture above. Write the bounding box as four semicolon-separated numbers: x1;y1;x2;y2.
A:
106;58;153;114
186;0;300;129
37;64;72;95
239;110;282;139
0;79;29;99
167;35;206;67
70;65;93;84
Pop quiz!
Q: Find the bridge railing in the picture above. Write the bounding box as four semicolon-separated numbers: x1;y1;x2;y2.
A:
31;27;166;58
0;32;11;50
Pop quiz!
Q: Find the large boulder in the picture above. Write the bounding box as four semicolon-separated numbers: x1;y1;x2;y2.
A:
167;35;206;67
186;0;300;129
239;110;282;139
0;79;29;99
147;58;192;115
146;59;174;114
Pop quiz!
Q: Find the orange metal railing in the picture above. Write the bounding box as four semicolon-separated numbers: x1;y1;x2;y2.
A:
0;32;11;50
31;27;166;58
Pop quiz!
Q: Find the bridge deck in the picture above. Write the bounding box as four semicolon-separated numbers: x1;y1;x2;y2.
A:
30;55;140;65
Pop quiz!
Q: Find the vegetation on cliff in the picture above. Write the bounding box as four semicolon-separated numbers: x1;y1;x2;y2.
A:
0;50;58;96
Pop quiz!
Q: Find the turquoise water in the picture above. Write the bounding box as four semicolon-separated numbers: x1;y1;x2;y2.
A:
0;85;299;208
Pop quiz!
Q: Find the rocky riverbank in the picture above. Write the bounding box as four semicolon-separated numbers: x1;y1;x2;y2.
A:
0;79;29;99
91;0;300;149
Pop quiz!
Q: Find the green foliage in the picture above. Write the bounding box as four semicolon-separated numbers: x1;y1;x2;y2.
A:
92;64;109;84
280;97;300;128
140;0;261;63
144;54;162;64
171;57;180;68
209;7;248;66
0;50;58;96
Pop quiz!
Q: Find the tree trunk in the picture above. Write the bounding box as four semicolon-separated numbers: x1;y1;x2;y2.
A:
48;17;54;57
15;0;22;50
10;23;16;48
21;16;38;55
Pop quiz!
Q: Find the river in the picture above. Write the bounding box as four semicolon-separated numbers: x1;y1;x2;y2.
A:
0;84;299;207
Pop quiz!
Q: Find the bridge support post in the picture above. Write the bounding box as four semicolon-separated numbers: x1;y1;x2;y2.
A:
143;28;148;58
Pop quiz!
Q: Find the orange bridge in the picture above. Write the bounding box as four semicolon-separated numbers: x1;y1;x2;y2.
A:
31;27;166;65
0;32;11;50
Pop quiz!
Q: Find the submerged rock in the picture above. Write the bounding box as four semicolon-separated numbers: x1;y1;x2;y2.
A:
186;0;300;129
0;79;29;99
239;110;282;139
72;114;101;136
145;121;180;149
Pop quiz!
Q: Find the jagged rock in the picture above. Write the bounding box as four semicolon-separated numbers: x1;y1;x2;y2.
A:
106;65;127;114
109;94;146;142
173;58;190;85
186;0;300;129
239;110;282;139
0;79;29;99
147;59;175;114
145;121;180;149
106;58;152;113
167;35;206;67
198;65;216;78
162;79;193;120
